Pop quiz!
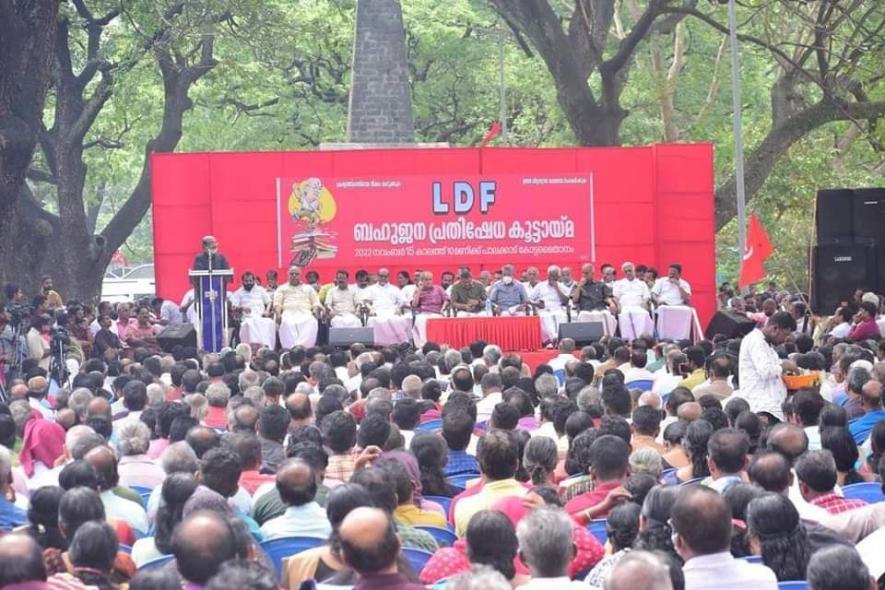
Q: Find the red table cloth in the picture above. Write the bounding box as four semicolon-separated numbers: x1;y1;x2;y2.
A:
425;316;542;351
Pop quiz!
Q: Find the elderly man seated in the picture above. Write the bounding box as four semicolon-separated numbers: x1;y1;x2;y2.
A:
273;267;321;348
571;262;617;336
529;265;570;347
325;270;363;329
229;271;276;348
613;261;653;342
489;264;529;316
365;268;411;346
652;263;696;341
411;271;447;347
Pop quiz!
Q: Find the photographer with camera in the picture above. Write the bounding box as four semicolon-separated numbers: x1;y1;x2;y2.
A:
0;304;28;391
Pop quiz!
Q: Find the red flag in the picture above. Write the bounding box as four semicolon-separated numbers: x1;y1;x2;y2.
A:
481;121;502;148
739;213;773;288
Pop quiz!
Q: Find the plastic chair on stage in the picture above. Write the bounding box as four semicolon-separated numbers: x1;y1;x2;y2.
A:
138;555;174;571
417;526;457;547
424;495;452;515
131;486;153;508
777;582;809;590
625;379;654;393
842;482;885;504
587;519;608;545
403;547;435;574
260;536;325;576
416;419;442;433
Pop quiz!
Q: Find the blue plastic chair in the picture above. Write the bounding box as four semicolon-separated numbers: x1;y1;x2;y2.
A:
553;369;566;385
778;582;809;590
447;473;480;492
403;547;434;574
259;536;324;576
424;495;452;515
740;555;763;564
625;379;654;392
138;555;174;571
842;482;885;504
131;486;153;508
416;419;442;432
119;544;132;554
417;525;457;547
587;519;608;545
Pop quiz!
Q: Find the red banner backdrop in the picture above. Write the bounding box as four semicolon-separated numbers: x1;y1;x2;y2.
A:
151;144;717;325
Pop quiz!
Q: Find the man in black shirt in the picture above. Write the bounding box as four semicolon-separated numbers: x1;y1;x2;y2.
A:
571;263;617;335
192;235;230;271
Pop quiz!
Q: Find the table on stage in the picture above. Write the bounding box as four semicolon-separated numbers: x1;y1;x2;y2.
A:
425;316;542;351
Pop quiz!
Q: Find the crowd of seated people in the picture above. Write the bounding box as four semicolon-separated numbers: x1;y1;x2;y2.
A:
0;276;884;590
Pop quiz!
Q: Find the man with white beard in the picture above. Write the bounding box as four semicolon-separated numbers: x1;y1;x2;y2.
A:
229;271;276;348
365;268;411;345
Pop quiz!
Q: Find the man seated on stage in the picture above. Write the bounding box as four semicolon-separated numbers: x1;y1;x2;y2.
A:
613;261;653;342
571;263;617;336
326;270;363;328
450;269;487;317
230;271;276;348
365;268;411;346
354;269;372;308
652;263;695;341
529;265;570;347
489;264;528;316
411;271;447;347
273;267;322;348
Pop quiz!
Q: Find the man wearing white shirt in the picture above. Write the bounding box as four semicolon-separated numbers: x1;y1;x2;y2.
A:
325;270;363;328
364;269;410;346
229;271;276;348
259;459;331;541
612;262;653;342
672;486;778;590
273;267;321;348
529;265;570;346
652;263;696;341
737;311;796;422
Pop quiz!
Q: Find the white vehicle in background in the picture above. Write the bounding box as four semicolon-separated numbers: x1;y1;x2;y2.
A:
101;264;156;303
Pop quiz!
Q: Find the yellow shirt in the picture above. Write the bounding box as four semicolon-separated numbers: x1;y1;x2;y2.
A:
678;368;706;391
453;478;526;537
394;503;447;528
273;283;319;315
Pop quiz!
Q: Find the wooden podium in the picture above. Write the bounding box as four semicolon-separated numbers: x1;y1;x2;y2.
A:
189;268;233;353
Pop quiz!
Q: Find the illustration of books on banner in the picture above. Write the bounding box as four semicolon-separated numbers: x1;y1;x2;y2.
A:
287;177;338;267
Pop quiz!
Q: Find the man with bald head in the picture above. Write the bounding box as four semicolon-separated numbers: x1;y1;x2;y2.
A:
228;404;259;433
0;533;50;588
173;510;237;587
26;375;53;418
259;458;330;540
849;378;885;444
677;401;702;422
86;396;112;420
605;550;674;590
84;445;148;535
338;506;424;590
285;392;313;430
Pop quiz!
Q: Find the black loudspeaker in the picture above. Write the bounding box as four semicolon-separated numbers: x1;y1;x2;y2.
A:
852;188;885;244
328;327;374;347
157;323;197;352
558;321;604;344
815;189;854;243
812;244;876;313
705;310;756;340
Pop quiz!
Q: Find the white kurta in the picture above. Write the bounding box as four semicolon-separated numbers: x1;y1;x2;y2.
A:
273;283;319;348
230;286;276;348
651;277;692;306
613;278;653;341
365;283;411;345
327;286;362;328
530;282;570;342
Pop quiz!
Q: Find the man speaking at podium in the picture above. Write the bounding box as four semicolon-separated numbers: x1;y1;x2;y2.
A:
193;235;230;271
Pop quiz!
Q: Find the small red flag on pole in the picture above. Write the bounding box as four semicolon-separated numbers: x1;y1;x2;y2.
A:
481;121;502;148
739;213;773;288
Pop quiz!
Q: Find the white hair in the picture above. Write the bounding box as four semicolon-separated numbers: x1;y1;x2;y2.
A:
622;261;634;271
184;393;208;421
534;373;559;399
238;370;260;392
605;550;674;590
147;383;166;407
547;264;560;275
205;382;231;408
244;385;266;408
160;441;198;475
116;420;151;456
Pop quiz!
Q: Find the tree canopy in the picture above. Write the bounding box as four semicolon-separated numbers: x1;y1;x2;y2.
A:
1;0;882;299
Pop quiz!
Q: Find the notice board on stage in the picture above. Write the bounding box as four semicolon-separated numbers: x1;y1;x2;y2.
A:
151;144;717;325
276;173;595;269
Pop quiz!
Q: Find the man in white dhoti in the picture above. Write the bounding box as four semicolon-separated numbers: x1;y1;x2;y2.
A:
365;268;411;346
652;263;695;341
411;271;447;347
273;267;321;348
230;271;276;348
571;263;617;336
529;265;570;346
326;270;363;329
613;262;654;342
450;269;488;317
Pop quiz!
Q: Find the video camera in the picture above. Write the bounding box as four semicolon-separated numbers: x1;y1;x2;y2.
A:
6;303;33;329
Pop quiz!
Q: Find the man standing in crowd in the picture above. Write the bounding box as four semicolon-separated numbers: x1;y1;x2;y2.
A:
738;310;796;423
